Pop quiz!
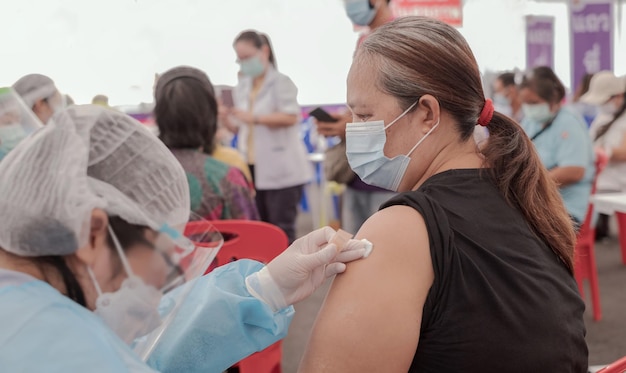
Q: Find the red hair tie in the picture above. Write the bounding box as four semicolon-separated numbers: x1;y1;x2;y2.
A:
477;98;494;127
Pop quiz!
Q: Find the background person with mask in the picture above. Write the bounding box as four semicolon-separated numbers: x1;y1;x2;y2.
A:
153;66;259;221
224;30;311;243
519;66;595;227
12;73;65;124
580;71;626;239
0;87;43;161
300;17;586;372
314;0;395;236
0;105;370;373
492;71;523;122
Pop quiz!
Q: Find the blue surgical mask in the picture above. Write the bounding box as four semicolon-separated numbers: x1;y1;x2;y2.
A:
345;0;377;26
0;123;28;159
522;103;553;123
239;56;266;78
493;93;512;117
346;101;439;191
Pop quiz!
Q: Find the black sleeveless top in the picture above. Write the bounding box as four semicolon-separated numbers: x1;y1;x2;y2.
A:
381;169;587;373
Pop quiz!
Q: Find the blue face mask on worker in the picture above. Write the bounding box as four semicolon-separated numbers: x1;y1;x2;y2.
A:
87;226;163;345
522;103;554;123
239;56;265;78
345;0;377;26
493;93;512;117
345;101;439;192
0;123;28;159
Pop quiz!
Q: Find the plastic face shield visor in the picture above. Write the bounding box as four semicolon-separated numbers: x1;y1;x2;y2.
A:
132;214;224;361
0;87;43;157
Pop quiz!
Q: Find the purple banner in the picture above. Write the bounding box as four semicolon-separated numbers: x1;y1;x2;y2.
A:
570;0;613;93
526;16;554;70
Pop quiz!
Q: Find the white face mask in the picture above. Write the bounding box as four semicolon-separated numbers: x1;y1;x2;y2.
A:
522;103;554;123
345;101;439;192
87;225;163;345
493;93;512;117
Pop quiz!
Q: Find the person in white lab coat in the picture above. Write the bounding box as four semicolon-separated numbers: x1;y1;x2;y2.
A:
226;30;312;243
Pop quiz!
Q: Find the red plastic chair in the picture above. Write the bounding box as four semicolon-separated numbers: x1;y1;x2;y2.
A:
185;220;289;373
574;148;609;321
597;356;626;373
614;212;626;265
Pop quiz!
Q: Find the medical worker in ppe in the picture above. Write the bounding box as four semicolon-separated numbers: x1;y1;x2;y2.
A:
0;87;43;161
12;73;65;124
0;105;371;372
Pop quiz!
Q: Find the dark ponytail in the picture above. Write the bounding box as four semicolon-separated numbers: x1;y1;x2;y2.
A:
257;33;277;69
36;255;87;306
360;17;576;273
481;112;576;272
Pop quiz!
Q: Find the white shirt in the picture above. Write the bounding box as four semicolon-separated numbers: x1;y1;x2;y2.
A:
590;112;626;191
234;67;312;190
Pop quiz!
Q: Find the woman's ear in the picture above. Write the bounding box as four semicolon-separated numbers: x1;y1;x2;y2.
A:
74;209;109;266
417;94;441;132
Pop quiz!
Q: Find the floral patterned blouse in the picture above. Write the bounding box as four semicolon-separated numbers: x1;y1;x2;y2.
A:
171;149;259;221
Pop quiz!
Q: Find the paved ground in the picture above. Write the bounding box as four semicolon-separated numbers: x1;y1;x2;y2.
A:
279;208;626;372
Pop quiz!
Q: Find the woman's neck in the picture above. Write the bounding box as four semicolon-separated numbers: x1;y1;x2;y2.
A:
253;72;266;88
0;250;46;281
412;138;485;191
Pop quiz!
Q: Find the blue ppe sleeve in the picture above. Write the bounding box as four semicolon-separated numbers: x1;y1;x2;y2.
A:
147;259;294;373
0;280;156;373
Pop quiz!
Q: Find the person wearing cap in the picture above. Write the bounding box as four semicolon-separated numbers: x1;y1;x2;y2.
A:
12;73;64;124
0;105;371;372
0;87;43;161
580;71;626;239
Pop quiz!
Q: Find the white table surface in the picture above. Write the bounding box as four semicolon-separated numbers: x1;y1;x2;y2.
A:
590;193;626;215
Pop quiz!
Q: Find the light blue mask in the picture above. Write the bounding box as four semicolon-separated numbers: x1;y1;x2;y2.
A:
345;0;377;26
0;123;28;159
346;102;439;192
239;56;265;78
493;93;512;117
522;103;553;123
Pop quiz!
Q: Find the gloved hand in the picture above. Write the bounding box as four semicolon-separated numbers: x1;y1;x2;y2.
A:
245;227;372;312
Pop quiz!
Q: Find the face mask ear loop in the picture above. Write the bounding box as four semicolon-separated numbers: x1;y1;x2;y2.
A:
107;225;135;277
384;101;419;130
86;266;103;297
406;118;440;157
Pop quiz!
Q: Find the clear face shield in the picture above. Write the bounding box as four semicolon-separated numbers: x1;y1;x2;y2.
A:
0;87;43;159
129;213;224;361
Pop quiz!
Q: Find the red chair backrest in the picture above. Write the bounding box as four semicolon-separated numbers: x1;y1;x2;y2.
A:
597;356;626;373
592;147;609;194
186;220;289;269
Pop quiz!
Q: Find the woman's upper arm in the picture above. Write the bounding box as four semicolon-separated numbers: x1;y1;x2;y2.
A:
275;75;300;115
299;205;434;373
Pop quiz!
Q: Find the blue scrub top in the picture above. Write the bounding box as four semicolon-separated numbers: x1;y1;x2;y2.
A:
0;260;294;373
522;107;595;223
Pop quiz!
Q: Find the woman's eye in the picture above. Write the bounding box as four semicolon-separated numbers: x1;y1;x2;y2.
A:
355;114;372;122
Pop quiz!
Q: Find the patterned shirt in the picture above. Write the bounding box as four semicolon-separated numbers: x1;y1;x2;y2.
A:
171;148;259;221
